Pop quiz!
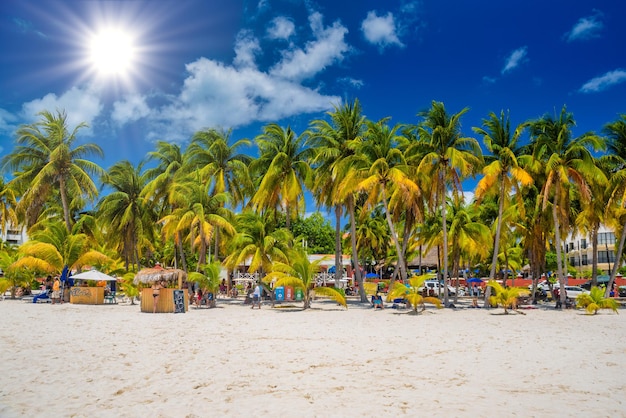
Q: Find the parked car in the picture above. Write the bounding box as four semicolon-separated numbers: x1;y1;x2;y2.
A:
528;280;556;291
619;286;626;297
561;286;589;299
420;280;457;296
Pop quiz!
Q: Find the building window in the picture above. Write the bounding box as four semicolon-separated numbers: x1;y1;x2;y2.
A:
581;239;587;249
582;254;588;265
598;251;616;263
598;232;615;245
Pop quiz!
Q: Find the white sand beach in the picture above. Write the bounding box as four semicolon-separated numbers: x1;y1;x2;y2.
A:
0;297;624;417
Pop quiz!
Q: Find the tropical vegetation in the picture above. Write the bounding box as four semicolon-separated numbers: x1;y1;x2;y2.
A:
0;102;623;314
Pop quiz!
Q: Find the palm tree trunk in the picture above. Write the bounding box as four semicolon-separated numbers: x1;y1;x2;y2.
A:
177;232;187;272
58;177;72;232
489;177;506;280
607;221;626;297
382;187;407;282
553;189;566;305
334;205;342;287
440;168;450;307
591;226;599;286
348;196;365;302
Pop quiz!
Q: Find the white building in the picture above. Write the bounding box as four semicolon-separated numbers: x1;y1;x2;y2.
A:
565;226;618;274
0;224;28;246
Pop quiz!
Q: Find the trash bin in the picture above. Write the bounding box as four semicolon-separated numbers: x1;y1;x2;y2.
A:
295;288;304;301
275;286;285;301
284;286;294;301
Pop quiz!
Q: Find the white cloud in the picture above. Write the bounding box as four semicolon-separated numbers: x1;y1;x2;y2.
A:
565;11;604;42
233;30;261;69
269;12;349;81
361;11;403;49
267;16;295;40
146;57;340;141
0;108;19;134
338;77;364;89
112;94;151;125
482;76;497;84
111;10;345;142
579;69;626;93
501;46;528;74
21;86;103;135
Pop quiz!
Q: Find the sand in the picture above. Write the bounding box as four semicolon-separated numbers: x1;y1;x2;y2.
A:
0;296;624;417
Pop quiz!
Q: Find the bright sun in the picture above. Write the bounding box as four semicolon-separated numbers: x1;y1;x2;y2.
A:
89;28;135;76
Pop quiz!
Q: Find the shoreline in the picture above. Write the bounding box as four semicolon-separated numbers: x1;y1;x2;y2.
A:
0;298;624;417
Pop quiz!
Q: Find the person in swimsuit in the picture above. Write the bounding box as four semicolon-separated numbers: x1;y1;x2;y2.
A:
152;280;165;313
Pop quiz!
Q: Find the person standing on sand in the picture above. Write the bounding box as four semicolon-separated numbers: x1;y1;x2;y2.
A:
51;277;61;304
251;283;262;309
152;280;165;313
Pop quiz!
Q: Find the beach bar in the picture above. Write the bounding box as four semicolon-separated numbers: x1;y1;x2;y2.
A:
140;288;189;313
69;286;104;305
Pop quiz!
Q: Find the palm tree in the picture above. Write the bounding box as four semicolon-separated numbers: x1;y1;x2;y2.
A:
143;141;187;270
161;176;235;268
528;106;605;306
98;160;156;271
387;274;442;314
447;199;492;301
223;211;291;277
308;99;367;299
486;280;529;314
410;101;483;306
186;128;253;261
188;261;222;308
12;220;110;274
250;124;312;229
473;110;533;282
0;246;32;299
602;115;626;297
1;109;105;231
575;286;619;314
350;118;420;283
265;247;347;309
186;128;253;204
0;177;18;237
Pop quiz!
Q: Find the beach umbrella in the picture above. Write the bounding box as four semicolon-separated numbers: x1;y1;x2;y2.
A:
133;267;187;287
70;269;117;282
467;277;484;283
365;272;378;279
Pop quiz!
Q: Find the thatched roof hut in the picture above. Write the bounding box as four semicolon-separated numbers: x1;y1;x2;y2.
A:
134;268;187;288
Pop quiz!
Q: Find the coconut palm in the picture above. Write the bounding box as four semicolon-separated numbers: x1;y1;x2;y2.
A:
250;124;312;229
98;160;156;271
602;115;626;297
12;220;110;274
188;261;222;307
186;128;253;204
223;211;291;277
387;274;443;314
185;129;252;261
473;110;533;282
161;176;235;268
0;246;32;299
447;199;492;301
0;177;18;237
265;247;347;309
410;101;483;306
528;106;605;305
575;286;619;314
1;110;105;231
350;118;419;282
308;99;367;299
486;280;529;314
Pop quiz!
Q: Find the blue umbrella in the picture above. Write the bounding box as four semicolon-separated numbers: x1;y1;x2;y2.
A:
365;272;378;279
467;277;484;283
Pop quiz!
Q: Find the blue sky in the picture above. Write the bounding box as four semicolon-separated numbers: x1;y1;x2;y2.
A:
1;0;625;190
